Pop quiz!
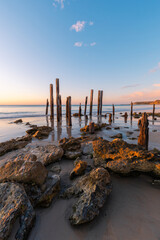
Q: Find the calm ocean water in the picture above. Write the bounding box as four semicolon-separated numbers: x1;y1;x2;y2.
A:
0;104;158;119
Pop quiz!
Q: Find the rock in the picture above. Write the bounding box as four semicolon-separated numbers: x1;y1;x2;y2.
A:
14;119;23;124
31;145;64;166
106;127;111;130
134;129;140;132
0;135;32;157
26;126;52;139
114;127;120;130
65;151;82;160
152;130;157;132
14;153;37;162
25;122;31;125
0;160;47;186
49;165;61;174
24;174;60;208
128;137;137;140
80;123;107;133
93;138;160;176
70;160;87;179
63;168;112;225
82;142;93;155
110;133;123;139
73;113;83;117
59;137;82;159
0;182;35;240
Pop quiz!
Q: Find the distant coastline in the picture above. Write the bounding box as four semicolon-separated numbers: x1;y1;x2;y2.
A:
134;100;160;105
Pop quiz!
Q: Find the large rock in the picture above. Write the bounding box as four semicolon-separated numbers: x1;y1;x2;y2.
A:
0;160;47;186
24;174;60;208
93;138;160;176
63;168;112;225
59;137;82;159
0;183;35;240
0;135;32;157
26;126;52;139
30;145;64;166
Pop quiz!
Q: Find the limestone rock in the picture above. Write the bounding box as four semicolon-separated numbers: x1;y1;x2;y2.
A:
24;174;60;208
64;168;112;225
93;138;160;176
70;160;87;179
14;119;23;124
0;135;32;157
0;182;35;240
0;160;47;186
31;145;64;166
26;126;52;139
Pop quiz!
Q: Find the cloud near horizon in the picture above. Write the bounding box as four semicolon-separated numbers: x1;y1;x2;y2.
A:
122;84;140;89
121;89;160;101
149;62;160;73
153;83;160;87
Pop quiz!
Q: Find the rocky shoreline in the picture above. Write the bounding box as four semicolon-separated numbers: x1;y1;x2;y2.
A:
0;120;160;239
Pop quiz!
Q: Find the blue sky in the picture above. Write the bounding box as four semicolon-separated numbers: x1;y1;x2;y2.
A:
0;0;160;104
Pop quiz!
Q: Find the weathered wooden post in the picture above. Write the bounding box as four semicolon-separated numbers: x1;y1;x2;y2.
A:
138;112;149;150
68;96;72;126
50;84;54;119
89;122;95;134
131;102;133;116
97;90;100;116
79;103;81;117
112;104;115;116
100;90;103;116
56;78;60;122
66;97;69;119
84;96;88;116
153;103;155;119
59;95;62;118
89;89;94;117
46;98;49;115
109;113;112;124
124;112;128;123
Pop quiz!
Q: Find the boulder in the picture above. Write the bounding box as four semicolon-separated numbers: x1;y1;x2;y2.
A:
0;160;47;186
24;174;60;208
59;137;82;159
70;160;87;179
93;138;160;176
0;135;32;157
63;168;112;225
0;182;35;240
31;145;64;166
14;153;37;162
26;126;52;139
14;119;23;124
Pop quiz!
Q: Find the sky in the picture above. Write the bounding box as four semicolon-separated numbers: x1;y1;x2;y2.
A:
0;0;160;105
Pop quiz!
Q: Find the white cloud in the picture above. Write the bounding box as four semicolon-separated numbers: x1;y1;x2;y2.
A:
74;42;83;47
89;21;94;26
153;83;160;87
90;42;96;47
70;21;86;32
149;62;160;73
53;0;65;9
